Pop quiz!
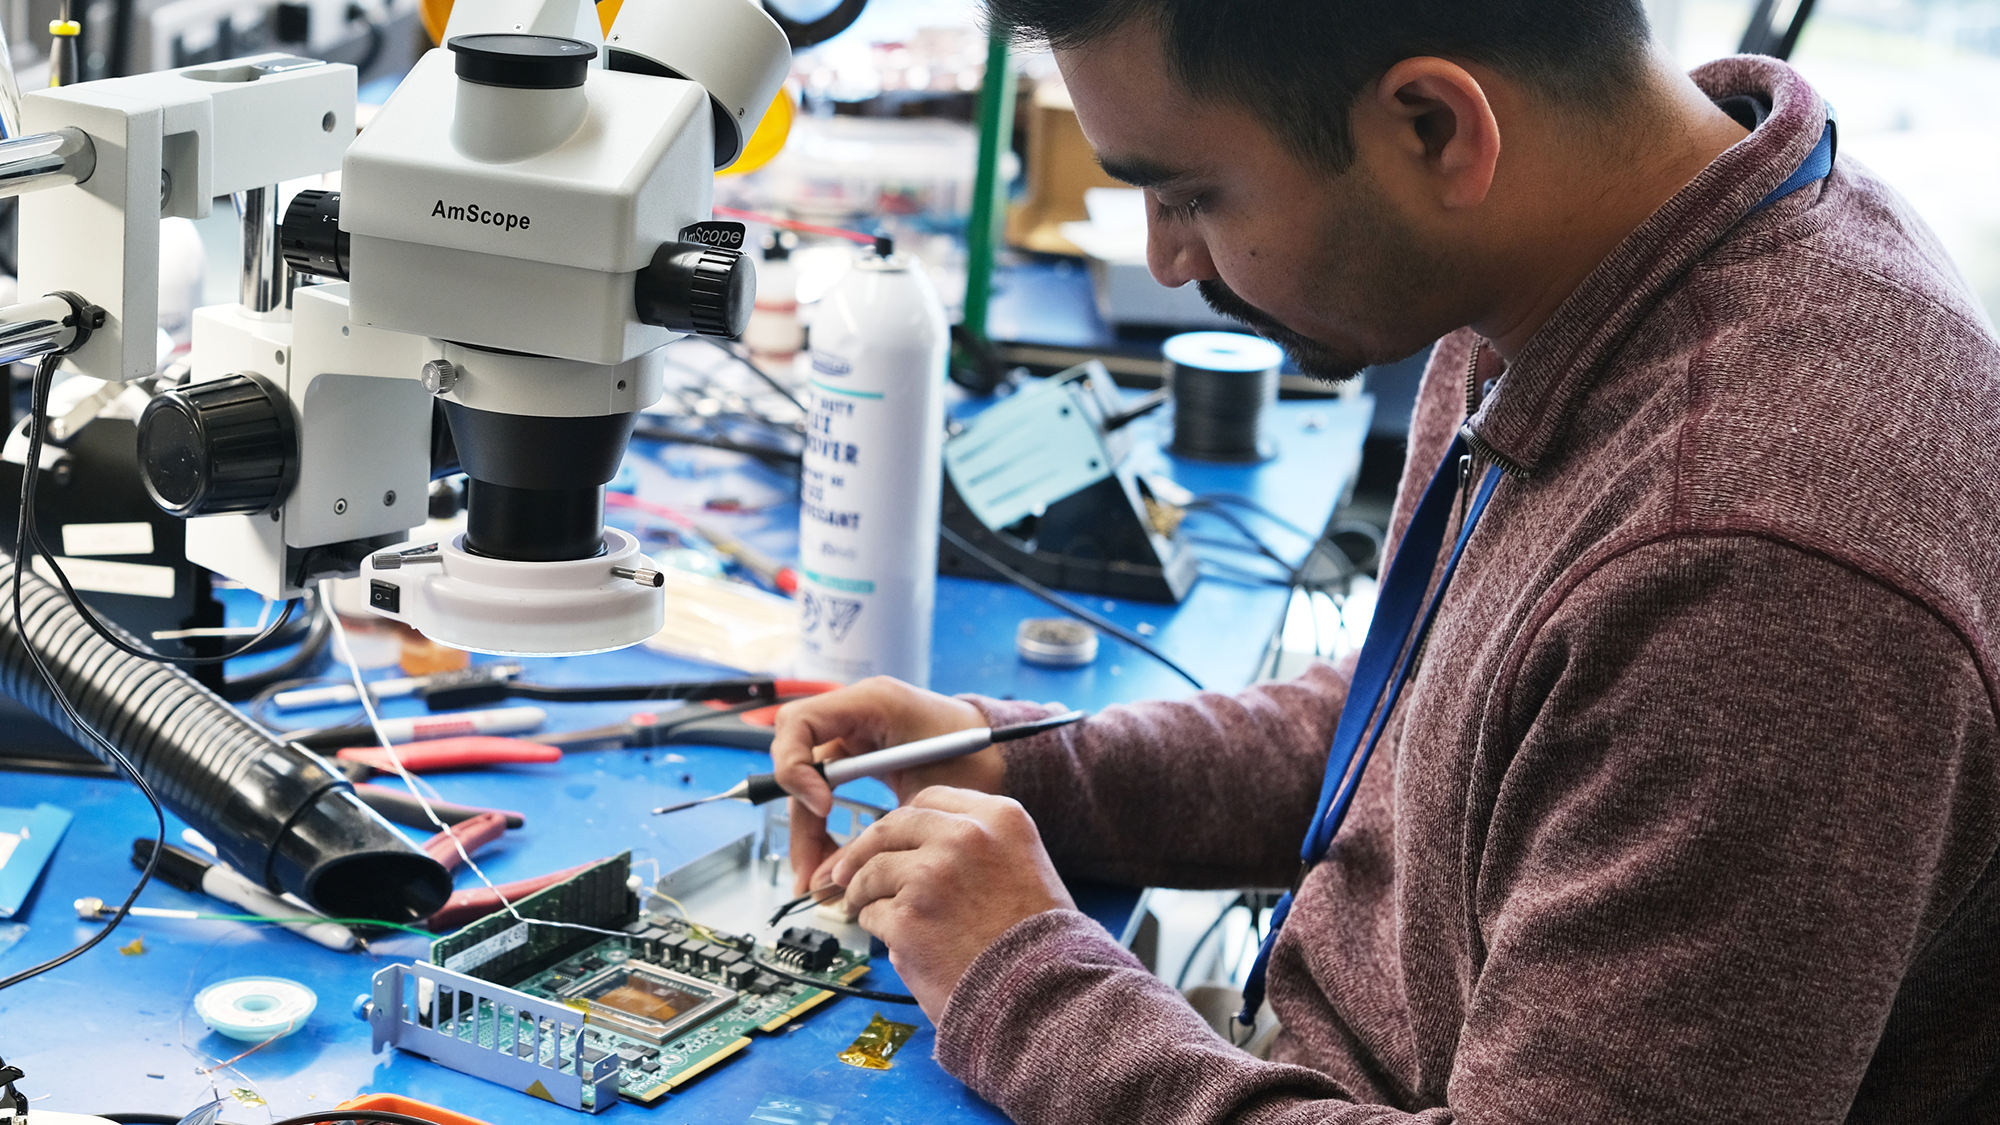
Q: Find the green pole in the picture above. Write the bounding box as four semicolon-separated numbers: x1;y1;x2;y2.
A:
961;29;1014;341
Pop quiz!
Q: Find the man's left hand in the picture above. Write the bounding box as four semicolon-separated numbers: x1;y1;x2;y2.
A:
827;786;1077;1020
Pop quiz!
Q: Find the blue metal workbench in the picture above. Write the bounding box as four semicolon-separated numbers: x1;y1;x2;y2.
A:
0;393;1369;1125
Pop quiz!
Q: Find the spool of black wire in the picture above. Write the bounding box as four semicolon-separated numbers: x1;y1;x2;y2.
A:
1164;331;1284;462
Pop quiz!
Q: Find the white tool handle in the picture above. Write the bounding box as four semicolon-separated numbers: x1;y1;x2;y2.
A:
200;865;356;952
272;675;423;710
819;727;994;787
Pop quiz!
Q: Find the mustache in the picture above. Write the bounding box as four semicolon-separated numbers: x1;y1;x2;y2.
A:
1197;279;1290;336
1195;278;1363;385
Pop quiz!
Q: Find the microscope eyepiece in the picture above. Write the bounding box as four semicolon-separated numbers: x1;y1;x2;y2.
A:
446;34;597;90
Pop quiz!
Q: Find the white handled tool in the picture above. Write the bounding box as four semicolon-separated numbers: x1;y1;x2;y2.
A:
652;711;1088;815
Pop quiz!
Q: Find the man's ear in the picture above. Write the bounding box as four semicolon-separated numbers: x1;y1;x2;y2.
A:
1359;57;1501;211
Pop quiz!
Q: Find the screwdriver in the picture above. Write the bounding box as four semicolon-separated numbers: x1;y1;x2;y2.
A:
651;710;1087;815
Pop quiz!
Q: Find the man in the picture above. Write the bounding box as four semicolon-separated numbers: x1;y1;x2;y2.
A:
771;1;2000;1119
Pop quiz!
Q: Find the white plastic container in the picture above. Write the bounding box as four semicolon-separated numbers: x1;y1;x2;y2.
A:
795;242;948;686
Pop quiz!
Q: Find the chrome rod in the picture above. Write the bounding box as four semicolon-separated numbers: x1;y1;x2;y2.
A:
0;10;23;140
0;295;80;366
0;127;95;198
237;183;285;313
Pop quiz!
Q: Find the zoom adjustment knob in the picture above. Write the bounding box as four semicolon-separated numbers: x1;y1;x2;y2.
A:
138;373;299;516
634;240;756;338
281;188;349;280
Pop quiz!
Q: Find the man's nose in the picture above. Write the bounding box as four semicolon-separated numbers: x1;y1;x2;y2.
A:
1146;209;1217;289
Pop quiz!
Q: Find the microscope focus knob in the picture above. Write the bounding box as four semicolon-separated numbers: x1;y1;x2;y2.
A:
634;240;756;338
281;189;349;280
137;373;299;517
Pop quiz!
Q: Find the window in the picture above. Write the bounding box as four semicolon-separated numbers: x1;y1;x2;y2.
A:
1654;0;2000;318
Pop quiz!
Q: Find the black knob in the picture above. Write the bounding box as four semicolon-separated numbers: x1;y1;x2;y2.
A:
634;240;756;338
138;373;298;516
281;189;348;280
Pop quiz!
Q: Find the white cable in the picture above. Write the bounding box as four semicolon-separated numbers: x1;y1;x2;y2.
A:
321;581;638;942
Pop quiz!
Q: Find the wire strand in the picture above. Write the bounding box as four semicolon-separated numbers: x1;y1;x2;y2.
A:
322;594;639;944
749;953;917;1005
939;525;1204;691
0;354;166;991
694;336;808;414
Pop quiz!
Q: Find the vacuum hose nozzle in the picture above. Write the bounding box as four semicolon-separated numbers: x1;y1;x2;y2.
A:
0;546;451;921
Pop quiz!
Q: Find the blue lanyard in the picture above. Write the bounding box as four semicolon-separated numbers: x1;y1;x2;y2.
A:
1230;107;1838;1030
1237;436;1500;1025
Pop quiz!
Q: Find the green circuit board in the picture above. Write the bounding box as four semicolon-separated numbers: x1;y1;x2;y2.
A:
429;854;870;1103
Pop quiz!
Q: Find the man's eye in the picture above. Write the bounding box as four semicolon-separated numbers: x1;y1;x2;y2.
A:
1155;194;1205;222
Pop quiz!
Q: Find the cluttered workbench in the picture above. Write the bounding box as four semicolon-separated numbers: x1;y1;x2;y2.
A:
0;387;1370;1124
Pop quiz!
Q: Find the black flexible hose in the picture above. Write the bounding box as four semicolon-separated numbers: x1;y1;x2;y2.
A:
0;545;451;921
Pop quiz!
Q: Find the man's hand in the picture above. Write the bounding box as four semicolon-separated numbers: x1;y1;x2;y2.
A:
770;677;999;893
828;786;1076;1019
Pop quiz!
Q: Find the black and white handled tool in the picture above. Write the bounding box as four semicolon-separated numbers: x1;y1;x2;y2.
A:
651;710;1088;815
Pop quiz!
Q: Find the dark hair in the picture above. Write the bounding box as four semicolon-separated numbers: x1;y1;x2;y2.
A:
986;0;1654;172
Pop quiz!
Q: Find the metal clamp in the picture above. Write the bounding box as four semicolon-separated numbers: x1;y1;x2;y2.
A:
0;290;104;368
370;544;444;570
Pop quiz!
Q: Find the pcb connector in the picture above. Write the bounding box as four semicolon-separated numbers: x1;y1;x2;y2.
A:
774;927;840;972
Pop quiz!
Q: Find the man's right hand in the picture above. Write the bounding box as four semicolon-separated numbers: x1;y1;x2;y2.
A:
770;676;999;893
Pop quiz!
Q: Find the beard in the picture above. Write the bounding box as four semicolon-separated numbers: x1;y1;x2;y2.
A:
1196;279;1367;385
1193;168;1446;386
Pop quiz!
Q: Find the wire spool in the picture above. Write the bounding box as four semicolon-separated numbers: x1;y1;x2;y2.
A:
1164;332;1285;462
195;976;318;1041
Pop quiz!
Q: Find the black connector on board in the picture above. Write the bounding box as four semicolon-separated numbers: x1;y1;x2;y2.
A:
776;927;840;972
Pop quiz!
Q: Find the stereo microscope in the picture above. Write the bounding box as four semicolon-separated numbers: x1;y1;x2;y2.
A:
4;0;791;657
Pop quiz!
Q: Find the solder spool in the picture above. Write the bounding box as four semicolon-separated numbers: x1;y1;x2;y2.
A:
194;976;318;1042
1164;331;1285;462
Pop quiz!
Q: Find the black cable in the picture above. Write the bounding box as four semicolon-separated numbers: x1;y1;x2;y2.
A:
630;424;803;466
1175;894;1247;990
18;413;305;665
345;4;385;76
1195;559;1295;588
1772;0;1819;60
24;518;300;663
749;953;918;1005
767;885;845;927
1324;519;1385;575
695;336;808;413
218;592;332;702
939;524;1205;692
1;354;165;991
1189;493;1319;543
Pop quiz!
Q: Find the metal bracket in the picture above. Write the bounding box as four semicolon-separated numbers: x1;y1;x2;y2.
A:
367;961;620;1113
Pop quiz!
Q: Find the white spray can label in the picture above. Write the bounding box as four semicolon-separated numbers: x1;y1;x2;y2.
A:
796;248;947;687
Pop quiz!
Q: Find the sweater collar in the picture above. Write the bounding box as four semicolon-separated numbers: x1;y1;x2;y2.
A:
1462;56;1829;476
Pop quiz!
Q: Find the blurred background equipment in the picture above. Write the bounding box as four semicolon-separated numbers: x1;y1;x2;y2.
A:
940;361;1195;603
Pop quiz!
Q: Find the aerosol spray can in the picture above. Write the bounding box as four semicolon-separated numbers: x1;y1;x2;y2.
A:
795;238;947;686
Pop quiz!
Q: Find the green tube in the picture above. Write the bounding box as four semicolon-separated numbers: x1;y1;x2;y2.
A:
961;30;1015;341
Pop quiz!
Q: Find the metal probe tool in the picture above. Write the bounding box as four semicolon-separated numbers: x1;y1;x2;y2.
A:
651;710;1088;815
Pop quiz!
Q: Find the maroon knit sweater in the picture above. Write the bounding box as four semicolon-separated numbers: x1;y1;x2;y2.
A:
937;57;2000;1123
